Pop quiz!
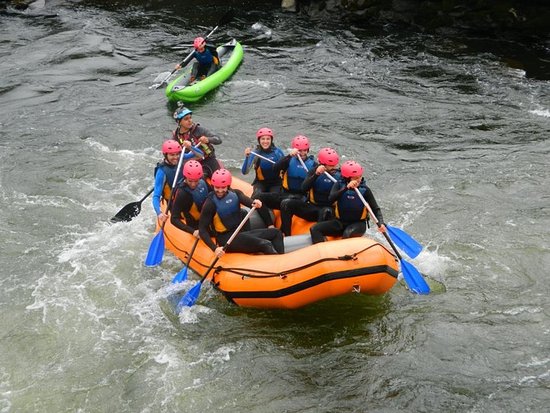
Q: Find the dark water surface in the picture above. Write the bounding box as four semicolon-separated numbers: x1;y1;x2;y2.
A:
1;1;549;412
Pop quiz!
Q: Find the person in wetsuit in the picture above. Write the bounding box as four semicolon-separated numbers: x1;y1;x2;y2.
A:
199;169;284;258
170;160;211;239
256;135;316;225
172;107;222;178
280;147;341;236
242;127;285;197
309;160;387;244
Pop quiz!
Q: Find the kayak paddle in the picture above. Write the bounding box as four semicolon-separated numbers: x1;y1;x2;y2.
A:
150;9;235;89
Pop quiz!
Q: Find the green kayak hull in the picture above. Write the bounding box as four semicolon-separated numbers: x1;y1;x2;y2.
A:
165;39;243;103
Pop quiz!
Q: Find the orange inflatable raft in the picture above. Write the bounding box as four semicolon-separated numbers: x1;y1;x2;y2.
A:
161;178;399;309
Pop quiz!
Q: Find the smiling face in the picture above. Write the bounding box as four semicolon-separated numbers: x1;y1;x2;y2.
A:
258;135;272;150
165;152;180;166
213;186;229;198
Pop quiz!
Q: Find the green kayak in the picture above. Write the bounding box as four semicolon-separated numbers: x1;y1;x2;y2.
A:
165;39;243;103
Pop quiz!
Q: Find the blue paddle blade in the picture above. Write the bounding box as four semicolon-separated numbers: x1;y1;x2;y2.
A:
144;230;165;267
401;259;430;294
387;225;423;259
171;266;189;284
176;282;202;312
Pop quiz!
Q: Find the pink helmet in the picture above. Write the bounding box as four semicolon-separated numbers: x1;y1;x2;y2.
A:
183;160;203;180
341;161;363;178
291;135;310;150
162;140;182;155
318;147;339;166
256;127;274;140
193;36;205;50
211;168;232;187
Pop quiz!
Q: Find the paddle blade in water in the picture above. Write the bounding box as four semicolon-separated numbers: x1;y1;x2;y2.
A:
144;230;165;267
171;266;189;284
401;259;430;294
110;202;141;223
387;225;423;259
176;282;201;312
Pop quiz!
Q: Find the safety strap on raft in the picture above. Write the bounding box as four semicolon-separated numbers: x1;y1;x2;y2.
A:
217;243;379;280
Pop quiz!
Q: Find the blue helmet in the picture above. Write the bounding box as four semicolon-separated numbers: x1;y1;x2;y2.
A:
174;107;192;121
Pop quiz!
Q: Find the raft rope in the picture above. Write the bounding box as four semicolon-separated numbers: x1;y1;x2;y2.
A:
214;243;388;280
163;226;397;280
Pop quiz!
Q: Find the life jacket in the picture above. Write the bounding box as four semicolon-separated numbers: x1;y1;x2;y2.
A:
308;169;342;206
193;48;213;66
173;123;214;158
208;190;241;234
282;156;315;193
174;179;209;221
154;161;178;201
254;147;284;183
334;179;369;223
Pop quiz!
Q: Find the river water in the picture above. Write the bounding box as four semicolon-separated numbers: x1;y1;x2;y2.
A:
1;1;549;412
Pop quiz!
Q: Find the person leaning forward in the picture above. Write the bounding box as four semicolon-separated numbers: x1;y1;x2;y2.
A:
199;169;284;258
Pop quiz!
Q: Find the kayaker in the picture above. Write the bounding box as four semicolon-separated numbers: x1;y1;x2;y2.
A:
280;147;341;236
170;160;211;239
257;134;315;215
152;140;184;224
175;36;220;82
172;107;222;178
309;160;387;244
198;169;284;258
242;127;285;197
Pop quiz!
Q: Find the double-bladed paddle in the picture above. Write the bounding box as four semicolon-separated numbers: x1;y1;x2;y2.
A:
176;206;257;311
110;188;154;223
150;9;235;90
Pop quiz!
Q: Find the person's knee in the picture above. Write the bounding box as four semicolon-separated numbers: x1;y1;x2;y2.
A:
258;239;278;255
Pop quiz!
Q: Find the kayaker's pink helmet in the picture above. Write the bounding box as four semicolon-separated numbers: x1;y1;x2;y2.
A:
318;147;339;166
183;160;203;180
291;135;310;151
193;37;205;50
256;127;274;140
211;168;232;187
341;160;363;178
162;140;182;155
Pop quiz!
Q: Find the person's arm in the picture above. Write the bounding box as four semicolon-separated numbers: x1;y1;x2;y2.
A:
196;125;222;145
273;154;291;174
241;148;254;175
301;167;319;192
235;189;253;209
152;169;166;216
198;199;218;251
170;190;198;234
328;180;346;203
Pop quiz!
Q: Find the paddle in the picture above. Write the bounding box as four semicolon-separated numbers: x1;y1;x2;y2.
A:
110;188;153;223
322;169;422;259
171;236;200;283
144;149;185;267
150;9;235;89
176;206;257;311
353;188;430;294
